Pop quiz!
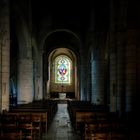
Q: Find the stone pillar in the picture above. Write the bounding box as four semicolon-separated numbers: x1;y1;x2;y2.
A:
16;10;34;104
137;39;140;120
137;38;140;102
109;0;117;112
34;53;43;100
90;32;107;105
86;46;95;102
86;59;92;102
0;0;10;111
91;58;94;103
0;38;1;111
115;0;127;117
109;39;117;112
125;30;137;114
17;59;33;104
79;49;85;101
92;59;106;104
84;52;91;101
116;32;125;116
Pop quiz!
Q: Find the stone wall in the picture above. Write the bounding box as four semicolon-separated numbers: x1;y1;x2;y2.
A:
0;0;10;111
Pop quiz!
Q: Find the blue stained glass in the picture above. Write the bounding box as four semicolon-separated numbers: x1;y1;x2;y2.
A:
55;55;71;84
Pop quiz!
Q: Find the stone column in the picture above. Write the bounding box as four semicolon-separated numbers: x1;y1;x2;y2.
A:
86;59;92;102
84;52;91;101
79;49;86;101
16;10;34;104
116;32;125;116
109;38;117;112
109;0;117;112
0;0;10;111
92;58;106;104
91;32;107;105
91;58;94;103
34;52;43;100
137;38;140;120
0;37;1;111
125;30;137;115
137;37;140;103
115;0;127;117
17;59;33;104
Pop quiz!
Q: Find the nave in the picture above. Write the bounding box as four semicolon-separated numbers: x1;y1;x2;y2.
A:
0;100;81;140
1;100;140;140
42;103;80;140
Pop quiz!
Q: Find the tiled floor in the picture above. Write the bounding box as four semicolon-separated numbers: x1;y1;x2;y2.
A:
42;103;81;140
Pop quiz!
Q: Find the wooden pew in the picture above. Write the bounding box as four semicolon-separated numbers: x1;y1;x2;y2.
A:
0;112;22;140
0;132;22;140
18;113;33;140
10;109;48;134
75;111;96;130
1;112;46;140
11;100;57;126
1;100;58;139
10;99;58;134
18;113;42;140
67;100;111;140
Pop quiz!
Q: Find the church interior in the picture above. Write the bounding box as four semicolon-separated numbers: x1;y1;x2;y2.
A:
0;0;140;139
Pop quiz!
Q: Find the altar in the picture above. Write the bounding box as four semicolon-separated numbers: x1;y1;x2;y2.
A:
59;93;66;100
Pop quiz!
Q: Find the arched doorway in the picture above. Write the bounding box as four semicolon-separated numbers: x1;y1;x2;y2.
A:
42;30;81;101
47;48;78;100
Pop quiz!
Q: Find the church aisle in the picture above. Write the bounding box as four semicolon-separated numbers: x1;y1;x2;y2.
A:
42;103;81;140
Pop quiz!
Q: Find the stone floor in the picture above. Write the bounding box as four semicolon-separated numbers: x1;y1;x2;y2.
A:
42;103;81;140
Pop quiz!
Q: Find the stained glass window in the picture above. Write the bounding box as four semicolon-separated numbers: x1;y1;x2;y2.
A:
55;55;71;84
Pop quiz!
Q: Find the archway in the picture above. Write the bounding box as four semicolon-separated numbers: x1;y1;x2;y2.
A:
47;48;78;100
43;30;81;100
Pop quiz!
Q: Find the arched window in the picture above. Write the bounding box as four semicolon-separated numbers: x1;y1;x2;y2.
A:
55;55;72;84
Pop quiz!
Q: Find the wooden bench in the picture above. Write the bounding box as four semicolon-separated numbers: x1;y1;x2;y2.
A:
1;100;58;139
0;113;22;140
75;111;96;130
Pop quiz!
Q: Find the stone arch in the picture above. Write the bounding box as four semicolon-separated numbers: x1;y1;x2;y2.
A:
42;29;81;100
